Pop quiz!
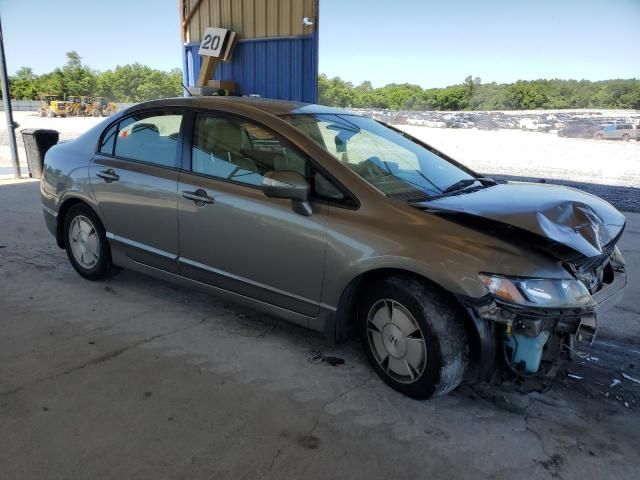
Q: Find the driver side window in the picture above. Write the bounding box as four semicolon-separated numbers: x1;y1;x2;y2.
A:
191;114;307;187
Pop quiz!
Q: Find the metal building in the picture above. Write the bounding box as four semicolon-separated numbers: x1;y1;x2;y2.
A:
180;0;319;103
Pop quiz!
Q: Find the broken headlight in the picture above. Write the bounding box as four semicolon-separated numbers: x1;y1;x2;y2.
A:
478;273;594;308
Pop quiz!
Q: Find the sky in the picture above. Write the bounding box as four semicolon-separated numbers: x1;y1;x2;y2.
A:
1;0;639;88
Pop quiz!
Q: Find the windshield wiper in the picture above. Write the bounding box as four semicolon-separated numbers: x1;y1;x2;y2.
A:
441;178;478;194
440;177;497;195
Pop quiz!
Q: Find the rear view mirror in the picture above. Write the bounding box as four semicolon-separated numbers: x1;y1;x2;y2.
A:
262;171;312;216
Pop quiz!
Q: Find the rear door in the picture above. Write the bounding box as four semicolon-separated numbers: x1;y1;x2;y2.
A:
176;112;329;318
90;110;184;272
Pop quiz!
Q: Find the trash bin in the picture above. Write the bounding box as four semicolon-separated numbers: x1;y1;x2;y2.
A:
21;129;59;179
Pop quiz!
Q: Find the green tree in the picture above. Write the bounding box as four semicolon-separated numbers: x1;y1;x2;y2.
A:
61;51;97;96
8;67;38;99
463;75;482;109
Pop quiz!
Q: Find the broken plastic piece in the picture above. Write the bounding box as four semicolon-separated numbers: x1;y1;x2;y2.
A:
622;373;640;385
323;356;345;366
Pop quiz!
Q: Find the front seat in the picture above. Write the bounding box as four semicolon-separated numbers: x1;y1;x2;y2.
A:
208;122;259;174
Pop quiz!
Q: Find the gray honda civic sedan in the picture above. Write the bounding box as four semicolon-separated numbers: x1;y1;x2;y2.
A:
41;97;627;398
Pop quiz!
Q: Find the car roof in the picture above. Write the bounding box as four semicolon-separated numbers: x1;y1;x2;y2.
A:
126;96;353;117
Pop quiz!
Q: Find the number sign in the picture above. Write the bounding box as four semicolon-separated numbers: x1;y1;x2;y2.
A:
199;27;228;57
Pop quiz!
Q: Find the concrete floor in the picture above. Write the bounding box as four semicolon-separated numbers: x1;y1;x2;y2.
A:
1;180;639;480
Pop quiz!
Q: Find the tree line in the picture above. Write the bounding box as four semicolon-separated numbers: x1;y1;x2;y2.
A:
5;52;640;110
318;74;640;110
6;51;184;103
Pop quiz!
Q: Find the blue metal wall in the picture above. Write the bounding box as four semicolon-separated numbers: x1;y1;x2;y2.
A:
183;33;318;103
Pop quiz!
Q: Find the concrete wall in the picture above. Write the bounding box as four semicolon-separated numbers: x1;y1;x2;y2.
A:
0;101;136;112
0;100;41;111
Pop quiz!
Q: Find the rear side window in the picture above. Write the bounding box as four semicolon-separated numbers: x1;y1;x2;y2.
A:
113;112;183;168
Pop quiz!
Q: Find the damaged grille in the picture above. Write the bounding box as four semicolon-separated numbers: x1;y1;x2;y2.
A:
566;232;622;294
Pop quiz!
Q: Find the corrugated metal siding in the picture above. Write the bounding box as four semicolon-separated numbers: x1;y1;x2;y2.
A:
184;0;317;42
182;33;318;103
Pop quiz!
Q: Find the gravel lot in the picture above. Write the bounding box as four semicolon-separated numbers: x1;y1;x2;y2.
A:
396;125;640;189
0;112;105;177
2;111;640;186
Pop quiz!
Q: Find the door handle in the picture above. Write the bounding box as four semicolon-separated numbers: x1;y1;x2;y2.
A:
96;169;120;183
182;189;215;205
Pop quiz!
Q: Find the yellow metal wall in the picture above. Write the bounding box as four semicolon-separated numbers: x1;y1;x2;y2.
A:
182;0;317;43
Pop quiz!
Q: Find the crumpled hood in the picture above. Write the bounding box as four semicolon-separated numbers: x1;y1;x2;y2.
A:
416;182;626;258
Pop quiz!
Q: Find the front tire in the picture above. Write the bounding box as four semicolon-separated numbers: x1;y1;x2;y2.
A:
64;204;111;280
359;275;468;399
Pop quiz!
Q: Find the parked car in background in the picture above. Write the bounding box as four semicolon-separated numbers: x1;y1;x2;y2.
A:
475;119;499;130
445;119;468;129
425;119;448;128
495;118;518;129
519;118;552;132
41;97;628;399
593;123;636;141
557;123;599;138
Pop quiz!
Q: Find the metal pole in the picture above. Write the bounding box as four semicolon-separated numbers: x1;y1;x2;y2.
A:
0;16;20;178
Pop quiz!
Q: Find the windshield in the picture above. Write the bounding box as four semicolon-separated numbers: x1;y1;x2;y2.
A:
283;114;476;199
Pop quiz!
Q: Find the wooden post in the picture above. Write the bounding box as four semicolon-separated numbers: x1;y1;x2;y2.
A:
196;56;219;87
221;32;238;62
193;27;238;90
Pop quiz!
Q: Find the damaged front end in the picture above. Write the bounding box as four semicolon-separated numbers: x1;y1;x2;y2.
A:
413;181;629;381
461;245;627;380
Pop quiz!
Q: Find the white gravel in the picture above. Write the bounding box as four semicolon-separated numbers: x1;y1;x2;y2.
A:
397;125;640;188
1;111;639;187
0;112;105;177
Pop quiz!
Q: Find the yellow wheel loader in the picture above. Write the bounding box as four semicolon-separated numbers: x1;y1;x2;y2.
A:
65;96;83;116
39;95;68;118
95;97;118;116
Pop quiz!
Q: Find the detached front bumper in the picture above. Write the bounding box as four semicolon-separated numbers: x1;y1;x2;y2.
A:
459;266;628;379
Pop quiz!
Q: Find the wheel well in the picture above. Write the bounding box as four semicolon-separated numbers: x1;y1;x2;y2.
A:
333;268;481;362
55;198;89;248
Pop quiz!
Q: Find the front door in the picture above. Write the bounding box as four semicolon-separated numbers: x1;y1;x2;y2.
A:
90;110;184;272
177;113;329;318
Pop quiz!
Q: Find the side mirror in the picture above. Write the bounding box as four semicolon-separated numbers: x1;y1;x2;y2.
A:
262;171;312;216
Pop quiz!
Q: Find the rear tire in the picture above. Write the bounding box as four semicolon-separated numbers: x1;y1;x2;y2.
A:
359;275;468;399
63;204;111;280
595;134;604;140
622;133;630;141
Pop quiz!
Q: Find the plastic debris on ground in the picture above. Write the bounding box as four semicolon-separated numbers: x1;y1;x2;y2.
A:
305;350;345;366
622;373;640;385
